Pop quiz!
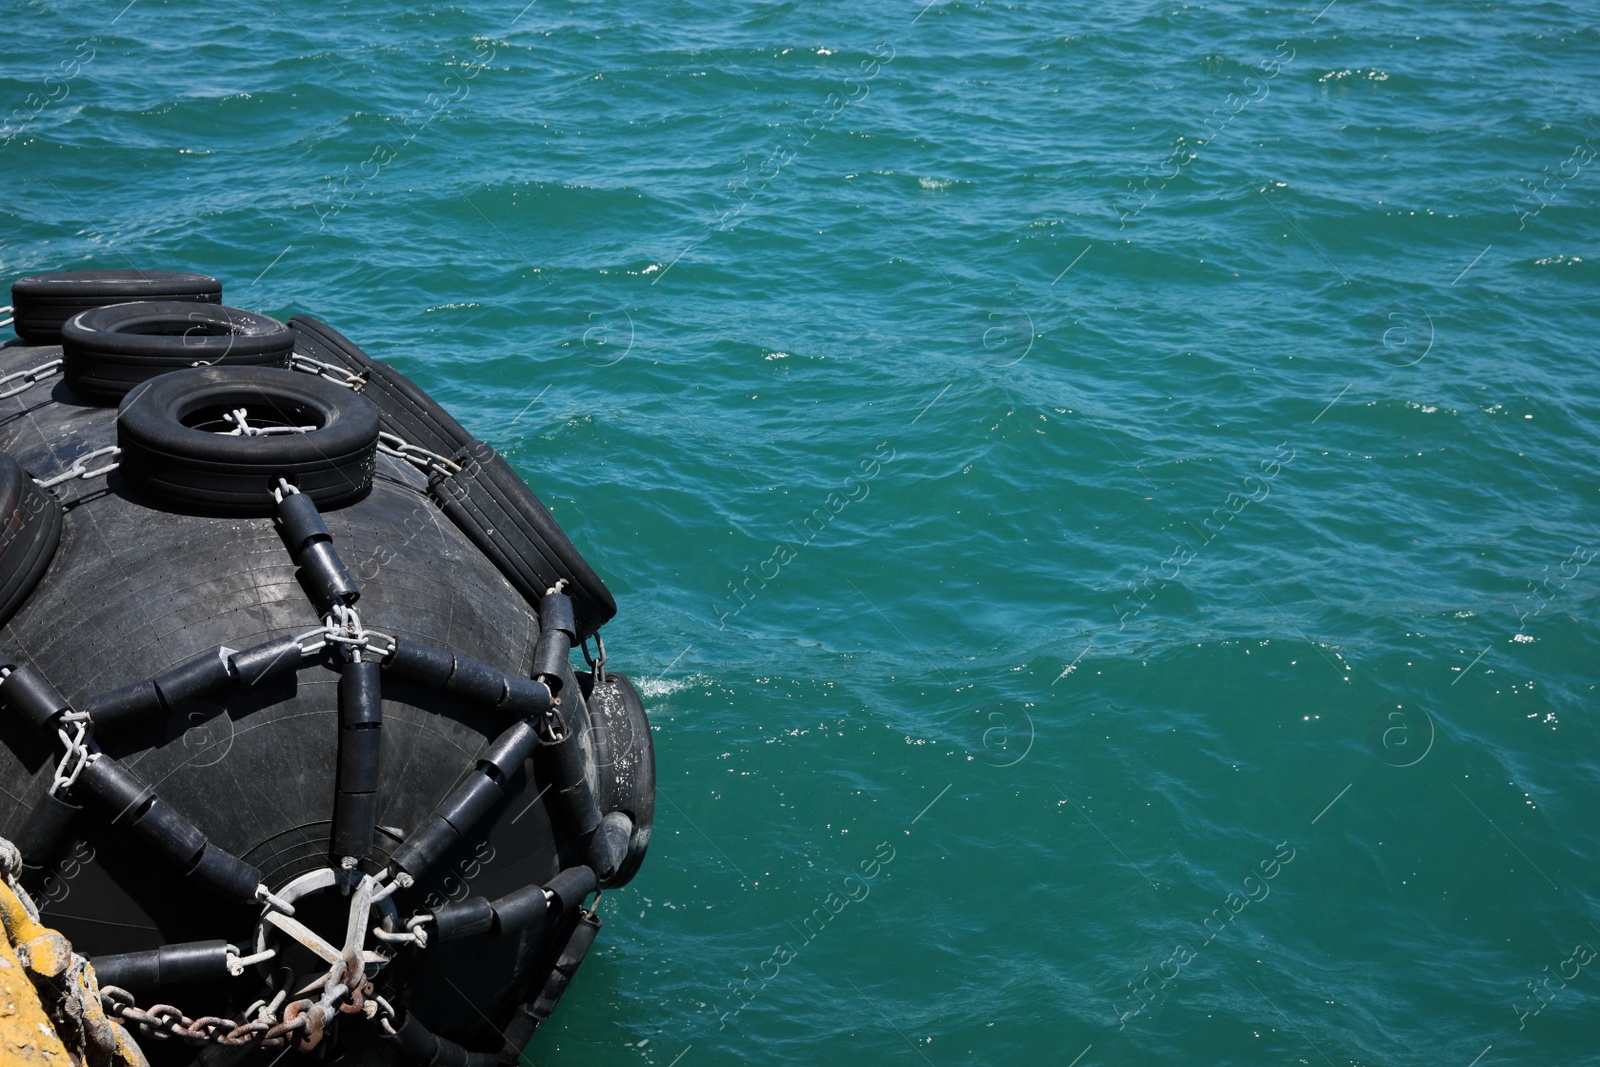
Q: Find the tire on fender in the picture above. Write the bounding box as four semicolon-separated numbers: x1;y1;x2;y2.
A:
577;670;653;887
11;269;221;343
0;451;62;627
62;301;294;402
430;443;616;640
289;314;474;455
116;366;380;516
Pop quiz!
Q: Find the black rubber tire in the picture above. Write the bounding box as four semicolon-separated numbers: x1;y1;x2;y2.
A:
289;314;474;455
523;910;602;1030
11;270;221;343
430;442;616;640
61;301;294;402
116;366;381;515
0;452;61;628
577;670;654;887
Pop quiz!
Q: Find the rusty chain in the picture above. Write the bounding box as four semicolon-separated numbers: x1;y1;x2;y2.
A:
101;977;373;1050
100;985;291;1047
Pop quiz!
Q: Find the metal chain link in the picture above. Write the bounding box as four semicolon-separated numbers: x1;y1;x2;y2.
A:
0;664;101;797
290;352;368;391
51;714;97;795
221;407;315;437
582;630;607;685
101;985;305;1048
377;431;461;475
295;604;395;662
0;357;62;400
35;444;121;490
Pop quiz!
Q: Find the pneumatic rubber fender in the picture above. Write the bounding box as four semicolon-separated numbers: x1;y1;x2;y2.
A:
11;269;221;343
61;302;294;402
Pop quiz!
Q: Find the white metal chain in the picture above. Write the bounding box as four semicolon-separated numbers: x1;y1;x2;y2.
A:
222;407;315;437
51;713;98;795
295;604;395;661
34;444;121;490
0;357;62;400
289;353;368;392
376;431;461;476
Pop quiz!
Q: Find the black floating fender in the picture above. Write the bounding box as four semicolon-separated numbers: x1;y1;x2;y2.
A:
577;670;654;887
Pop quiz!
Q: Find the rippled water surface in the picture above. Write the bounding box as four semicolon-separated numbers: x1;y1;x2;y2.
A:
5;1;1600;1063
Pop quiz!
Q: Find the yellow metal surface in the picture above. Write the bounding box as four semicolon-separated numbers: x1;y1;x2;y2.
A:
0;904;71;1066
0;872;150;1067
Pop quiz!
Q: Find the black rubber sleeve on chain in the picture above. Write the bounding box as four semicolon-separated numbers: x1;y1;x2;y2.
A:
383;637;551;717
492;865;593;937
86;637;308;733
543;718;602;840
276;490;359;606
228;636;307;688
487;883;548;937
91;940;232;991
389;715;544;879
539;594;576;645
381;1007;500;1067
75;756;261;903
86;639;308;729
429;863;595;943
83;680;163;732
0;664;72;731
14;786;80;885
385;638;455;688
332;660;382;861
430;896;496;942
152;647;236;709
529;632;568;698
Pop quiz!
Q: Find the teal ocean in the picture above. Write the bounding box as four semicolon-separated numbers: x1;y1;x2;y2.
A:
5;1;1600;1063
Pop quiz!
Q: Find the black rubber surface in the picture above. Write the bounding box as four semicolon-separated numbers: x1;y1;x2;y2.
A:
62;301;293;401
578;670;654;887
116;365;380;515
11;270;221;343
0;450;62;630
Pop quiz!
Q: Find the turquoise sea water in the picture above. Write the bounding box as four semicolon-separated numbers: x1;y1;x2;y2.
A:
5;1;1600;1063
